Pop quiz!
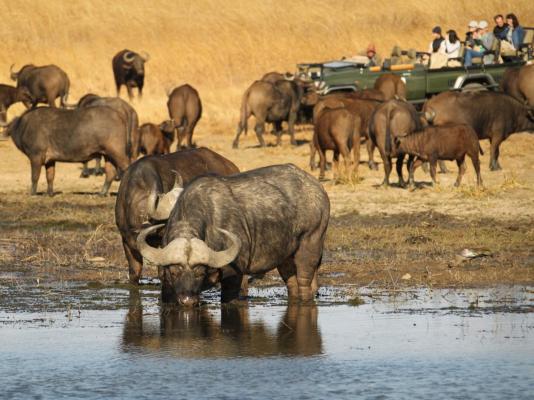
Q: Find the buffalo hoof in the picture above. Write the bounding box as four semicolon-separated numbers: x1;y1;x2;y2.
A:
398;181;407;189
290;140;298;146
94;168;105;176
80;171;90;178
490;164;502;171
368;161;378;171
232;141;239;149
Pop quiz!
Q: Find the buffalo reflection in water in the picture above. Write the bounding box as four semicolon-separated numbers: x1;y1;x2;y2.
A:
121;290;322;358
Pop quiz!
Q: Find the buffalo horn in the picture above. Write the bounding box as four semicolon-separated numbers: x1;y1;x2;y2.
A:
189;229;241;268
146;172;184;221
9;64;18;81
140;51;150;62
123;52;135;63
136;224;189;266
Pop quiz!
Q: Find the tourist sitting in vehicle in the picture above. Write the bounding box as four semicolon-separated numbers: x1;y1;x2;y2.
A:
364;43;382;67
445;30;461;59
503;13;525;50
428;26;446;54
464;21;496;66
493;14;508;40
427;26;448;68
465;20;478;47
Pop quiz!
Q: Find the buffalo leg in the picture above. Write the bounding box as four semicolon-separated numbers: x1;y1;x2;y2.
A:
232;122;245;149
221;271;243;303
288;112;297;146
45;161;55;196
309;141;317;170
254;121;266;147
367;139;378;170
408;157;424;187
318;147;327;180
94;157;105;175
332;151;340;181
126;84;134;101
30;159;42;195
100;160;117;196
80;162;91;178
396;153;407;187
454;156;466;187
489;137;503;171
294;243;322;302
277;258;299;300
438;160;449;174
472;153;483;187
352;129;361;177
429;157;438;186
123;240;143;284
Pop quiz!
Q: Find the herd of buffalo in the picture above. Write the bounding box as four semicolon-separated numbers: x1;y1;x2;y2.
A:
1;48;533;305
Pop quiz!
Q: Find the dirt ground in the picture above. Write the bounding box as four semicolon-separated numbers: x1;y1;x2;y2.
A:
1;127;533;289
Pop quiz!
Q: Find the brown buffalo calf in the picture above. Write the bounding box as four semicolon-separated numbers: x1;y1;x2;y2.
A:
139;123;172;156
313;107;358;180
397;124;483;187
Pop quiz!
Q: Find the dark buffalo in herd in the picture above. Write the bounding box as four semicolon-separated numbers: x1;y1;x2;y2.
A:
313;107;356;180
369;99;422;186
75;93;140;177
136;164;329;306
233;79;302;148
10;64;70;108
112;49;149;100
6;106;131;196
115;148;239;284
423;91;534;170
397;124;483;187
160;84;202;149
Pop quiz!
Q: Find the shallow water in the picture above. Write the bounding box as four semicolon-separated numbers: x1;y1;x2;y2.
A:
1;285;533;400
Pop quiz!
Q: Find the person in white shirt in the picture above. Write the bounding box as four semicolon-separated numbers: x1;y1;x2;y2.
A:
445;30;461;59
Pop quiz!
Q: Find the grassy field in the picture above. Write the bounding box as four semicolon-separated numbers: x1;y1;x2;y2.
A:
1;1;533;289
1;0;533;130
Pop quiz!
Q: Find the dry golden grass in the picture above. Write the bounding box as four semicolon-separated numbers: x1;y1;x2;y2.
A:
1;0;533;130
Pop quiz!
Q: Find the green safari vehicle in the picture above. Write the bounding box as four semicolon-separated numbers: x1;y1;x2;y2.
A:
297;56;529;106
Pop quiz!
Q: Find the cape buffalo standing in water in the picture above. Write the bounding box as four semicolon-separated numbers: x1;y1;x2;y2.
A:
115;148;239;284
136;164;329;306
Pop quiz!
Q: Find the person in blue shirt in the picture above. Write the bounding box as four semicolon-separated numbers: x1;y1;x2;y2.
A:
504;13;525;50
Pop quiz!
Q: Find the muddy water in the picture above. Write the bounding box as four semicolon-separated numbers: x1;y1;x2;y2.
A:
1;285;533;400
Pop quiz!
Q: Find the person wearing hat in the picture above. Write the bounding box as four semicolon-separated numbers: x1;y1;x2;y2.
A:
465;20;478;48
428;26;446;54
464;20;496;66
365;43;382;67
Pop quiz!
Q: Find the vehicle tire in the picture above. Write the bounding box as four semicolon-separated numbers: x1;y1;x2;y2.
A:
461;83;488;92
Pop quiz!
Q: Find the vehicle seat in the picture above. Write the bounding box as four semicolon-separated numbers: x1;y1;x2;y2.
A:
390;46;403;65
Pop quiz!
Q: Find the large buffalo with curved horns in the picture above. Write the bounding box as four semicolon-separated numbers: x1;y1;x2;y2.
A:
136;164;330;307
115;148;239;284
10;64;70;108
112;49;149;100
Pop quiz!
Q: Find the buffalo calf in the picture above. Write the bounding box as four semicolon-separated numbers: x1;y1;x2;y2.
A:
139;123;172;156
397;124;483;187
